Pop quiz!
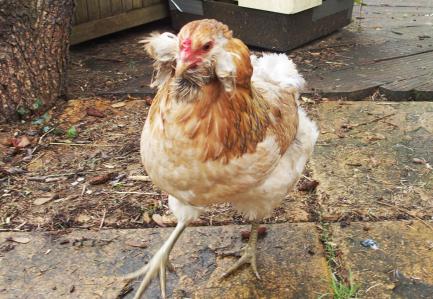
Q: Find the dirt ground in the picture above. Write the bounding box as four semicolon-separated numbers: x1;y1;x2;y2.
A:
0;96;319;232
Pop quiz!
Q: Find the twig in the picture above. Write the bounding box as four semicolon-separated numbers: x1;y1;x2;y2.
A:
38;128;55;145
49;142;121;147
377;200;433;231
99;210;107;231
108;191;160;195
350;113;396;128
14;221;27;230
80;184;87;197
128;175;151;181
27;170;97;180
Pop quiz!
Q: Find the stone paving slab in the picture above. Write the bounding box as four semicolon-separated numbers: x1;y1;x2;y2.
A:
331;221;433;298
311;101;433;221
0;223;330;299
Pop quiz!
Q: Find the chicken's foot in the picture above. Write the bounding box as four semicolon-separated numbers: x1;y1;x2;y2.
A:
220;221;261;280
123;221;187;299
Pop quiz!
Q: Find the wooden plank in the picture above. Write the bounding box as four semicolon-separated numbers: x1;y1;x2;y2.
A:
111;0;124;14
133;0;143;9
86;0;101;20
307;51;433;99
123;0;133;11
74;0;89;24
99;0;112;18
71;3;168;45
143;0;161;7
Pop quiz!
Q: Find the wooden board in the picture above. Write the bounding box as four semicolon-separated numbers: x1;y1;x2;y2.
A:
307;51;433;100
133;0;143;9
99;0;112;18
123;0;133;11
71;3;167;45
74;0;89;24
111;0;123;14
86;0;100;20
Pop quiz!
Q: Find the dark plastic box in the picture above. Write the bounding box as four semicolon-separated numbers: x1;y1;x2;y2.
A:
169;0;354;51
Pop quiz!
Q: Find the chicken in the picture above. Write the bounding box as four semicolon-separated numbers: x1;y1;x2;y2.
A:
126;19;319;298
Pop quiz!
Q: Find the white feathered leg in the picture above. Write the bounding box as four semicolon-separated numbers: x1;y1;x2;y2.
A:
124;196;201;299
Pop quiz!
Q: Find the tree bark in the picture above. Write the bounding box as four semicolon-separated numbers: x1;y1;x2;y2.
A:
0;0;74;123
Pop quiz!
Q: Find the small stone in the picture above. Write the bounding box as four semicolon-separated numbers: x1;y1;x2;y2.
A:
360;239;379;250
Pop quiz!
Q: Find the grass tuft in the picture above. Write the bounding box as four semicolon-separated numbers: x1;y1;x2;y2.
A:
319;223;359;299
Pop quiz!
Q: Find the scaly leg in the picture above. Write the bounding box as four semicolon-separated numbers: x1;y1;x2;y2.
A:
123;221;187;299
221;221;261;279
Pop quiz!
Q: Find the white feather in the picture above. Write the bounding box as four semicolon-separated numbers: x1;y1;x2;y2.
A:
251;53;306;98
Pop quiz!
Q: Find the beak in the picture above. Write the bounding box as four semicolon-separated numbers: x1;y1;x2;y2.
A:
175;60;191;77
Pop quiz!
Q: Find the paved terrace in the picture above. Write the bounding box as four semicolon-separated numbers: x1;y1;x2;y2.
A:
1;1;432;298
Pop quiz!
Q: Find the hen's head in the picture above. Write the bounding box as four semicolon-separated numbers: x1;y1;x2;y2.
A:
175;19;233;78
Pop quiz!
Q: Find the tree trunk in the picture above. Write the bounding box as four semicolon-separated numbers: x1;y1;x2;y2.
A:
0;0;74;123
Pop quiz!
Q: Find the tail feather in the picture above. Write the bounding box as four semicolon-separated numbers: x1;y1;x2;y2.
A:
251;53;306;94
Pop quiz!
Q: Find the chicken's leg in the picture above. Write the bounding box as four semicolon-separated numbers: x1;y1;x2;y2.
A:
123;221;187;299
221;221;261;279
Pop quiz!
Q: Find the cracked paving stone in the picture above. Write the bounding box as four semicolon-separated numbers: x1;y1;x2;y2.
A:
0;223;330;299
331;221;433;299
311;101;433;221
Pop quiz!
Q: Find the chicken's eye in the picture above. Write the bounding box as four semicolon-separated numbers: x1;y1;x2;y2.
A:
202;42;213;51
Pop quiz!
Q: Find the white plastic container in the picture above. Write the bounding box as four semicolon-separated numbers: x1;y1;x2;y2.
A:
238;0;322;15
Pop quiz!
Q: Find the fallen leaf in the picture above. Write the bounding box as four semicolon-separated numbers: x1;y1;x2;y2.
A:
76;214;91;222
5;167;26;174
125;239;148;248
145;96;153;106
301;96;315;103
298;180;319;192
88;172;118;185
152;214;165;227
142;212;151;224
11;136;31;148
365;133;386;142
6;236;31;244
412;158;426;164
111;102;126;108
34;193;59;205
0;137;12;146
66;127;78;139
0;167;9;177
86;107;105;118
162;214;177;225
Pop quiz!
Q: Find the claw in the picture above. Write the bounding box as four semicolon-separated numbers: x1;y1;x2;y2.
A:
121;221;187;299
220;222;262;280
220;244;261;280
